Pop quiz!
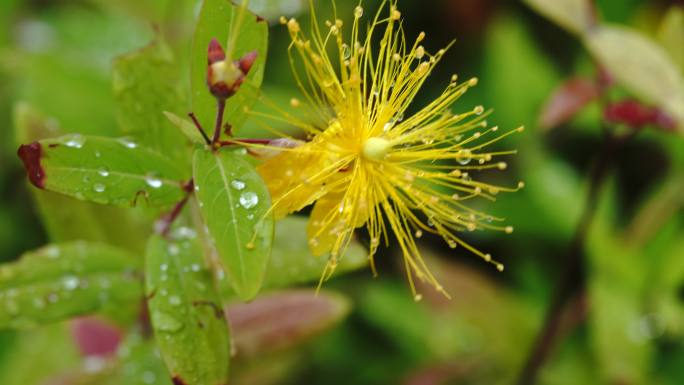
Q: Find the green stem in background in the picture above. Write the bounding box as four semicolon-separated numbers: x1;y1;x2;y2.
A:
515;126;638;385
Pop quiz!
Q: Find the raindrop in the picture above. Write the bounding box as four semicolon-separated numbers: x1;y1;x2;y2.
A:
168;296;182;306
145;175;163;189
62;134;85;148
62;275;80;290
97;167;110;177
142;371;156;384
457;149;472;165
117;137;137;149
45;246;60;259
239;192;259;209
168;244;180;256
33;297;46;309
230;179;246;190
342;44;351;59
152;311;184;332
93;183;106;193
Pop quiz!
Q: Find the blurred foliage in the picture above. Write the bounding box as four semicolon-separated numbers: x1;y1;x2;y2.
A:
1;0;683;385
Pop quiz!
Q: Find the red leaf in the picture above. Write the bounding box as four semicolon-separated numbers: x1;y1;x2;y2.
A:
227;290;350;358
604;99;676;131
70;317;123;358
539;78;601;130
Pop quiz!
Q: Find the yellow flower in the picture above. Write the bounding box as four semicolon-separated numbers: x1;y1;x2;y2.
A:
256;1;523;298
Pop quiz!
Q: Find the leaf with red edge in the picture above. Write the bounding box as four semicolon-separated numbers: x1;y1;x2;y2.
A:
539;77;601;131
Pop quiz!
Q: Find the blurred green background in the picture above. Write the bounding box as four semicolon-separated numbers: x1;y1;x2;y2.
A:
1;0;683;384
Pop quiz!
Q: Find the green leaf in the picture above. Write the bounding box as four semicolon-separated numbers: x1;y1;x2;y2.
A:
191;0;268;133
13;103;153;252
19;135;187;207
264;216;367;289
584;25;684;130
0;242;142;329
163;111;206;145
145;234;230;385
228;290;351;359
192;148;273;301
0;324;81;385
658;6;684;72
113;37;189;162
522;0;594;35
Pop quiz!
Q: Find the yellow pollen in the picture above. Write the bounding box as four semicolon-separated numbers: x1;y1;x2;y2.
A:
363;137;391;161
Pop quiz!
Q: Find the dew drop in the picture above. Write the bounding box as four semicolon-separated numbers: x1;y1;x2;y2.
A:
117;137;137;149
62;275;80;290
62;134;85;148
168;296;182;306
145;175;163;189
230;179;246;190
168;244;180;256
97;167;110;177
457;149;472;165
342;44;351;59
239;192;259;209
93;183;106;193
152;311;184;332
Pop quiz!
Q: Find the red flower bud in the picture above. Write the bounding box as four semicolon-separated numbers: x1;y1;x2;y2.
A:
206;40;259;100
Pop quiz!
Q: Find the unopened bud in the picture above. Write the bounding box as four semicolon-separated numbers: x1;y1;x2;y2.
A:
206;39;259;100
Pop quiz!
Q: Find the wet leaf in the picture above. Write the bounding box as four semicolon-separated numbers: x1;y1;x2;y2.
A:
191;0;268;134
227;290;351;358
584;25;684;131
18;135;187;207
145;234;230;385
163;111;206;145
193;148;273;301
13;103;152;251
0;242;142;329
113;37;188;162
522;0;594;35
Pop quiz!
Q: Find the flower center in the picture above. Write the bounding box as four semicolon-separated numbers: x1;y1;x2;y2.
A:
362;137;391;161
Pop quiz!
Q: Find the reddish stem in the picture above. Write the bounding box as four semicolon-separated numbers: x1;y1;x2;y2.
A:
188;112;211;145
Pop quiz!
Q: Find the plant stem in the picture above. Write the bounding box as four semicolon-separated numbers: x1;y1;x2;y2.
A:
515;129;633;385
188;112;211;145
212;99;226;145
